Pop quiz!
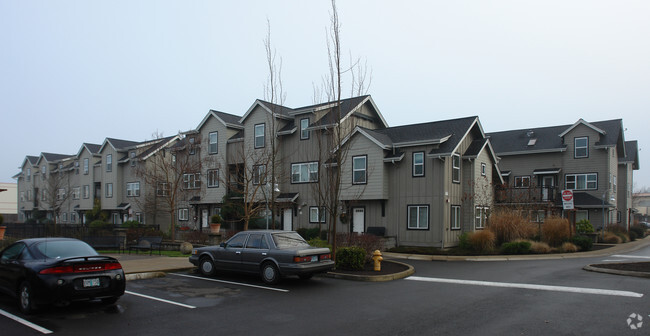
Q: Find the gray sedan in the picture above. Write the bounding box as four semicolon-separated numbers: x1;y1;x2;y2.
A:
189;230;334;284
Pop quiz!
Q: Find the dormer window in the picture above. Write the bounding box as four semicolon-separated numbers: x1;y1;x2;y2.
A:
254;124;265;149
130;151;136;166
106;154;112;172
26;168;31;181
300;118;310;140
575;137;588;158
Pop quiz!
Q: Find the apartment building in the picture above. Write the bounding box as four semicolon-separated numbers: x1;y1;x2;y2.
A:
487;119;640;230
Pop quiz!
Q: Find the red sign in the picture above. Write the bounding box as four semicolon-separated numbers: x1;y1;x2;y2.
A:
562;190;573;202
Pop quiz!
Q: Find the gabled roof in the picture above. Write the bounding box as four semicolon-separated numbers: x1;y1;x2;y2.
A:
20;155;40;169
558;118;606;137
307;96;388;130
76;143;102;157
138;136;180;161
620;140;640;170
99;137;141;153
36;152;74;166
195;109;244;131
240;100;294;123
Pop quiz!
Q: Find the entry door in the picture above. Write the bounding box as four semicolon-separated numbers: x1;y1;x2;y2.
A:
202;209;209;228
352;208;365;233
283;209;292;231
542;176;555;201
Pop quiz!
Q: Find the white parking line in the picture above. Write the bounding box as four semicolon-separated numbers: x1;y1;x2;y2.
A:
610;255;650;259
125;291;196;309
405;276;644;298
602;259;626;262
0;308;53;334
171;273;290;293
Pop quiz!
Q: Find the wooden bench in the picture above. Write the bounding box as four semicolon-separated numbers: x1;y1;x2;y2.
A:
128;236;163;255
83;236;124;253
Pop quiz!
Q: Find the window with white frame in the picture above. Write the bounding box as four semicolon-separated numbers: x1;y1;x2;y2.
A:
112;213;119;224
178;208;189;221
413;152;424;177
57;188;66;200
481;163;486;176
309;206;326;223
254;123;265;148
183;173;201;189
574;137;588;158
207;169;219;188
106;183;113;198
565;173;597;190
475;206;489;229
135;212;143;223
74;161;79;174
407;205;429;230
300;118;310;140
83;158;89;174
253;165;266;185
72;187;80;200
126;182;140;197
209;132;218;154
106;154;112;172
514;176;531;188
291;162;318;183
26;168;31;181
83;185;90;199
130;151;136;166
157;182;169;196
452;154;461;183
352;156;367;184
451;205;461;230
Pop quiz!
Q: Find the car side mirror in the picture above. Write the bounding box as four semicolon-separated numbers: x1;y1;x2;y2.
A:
220;242;226;248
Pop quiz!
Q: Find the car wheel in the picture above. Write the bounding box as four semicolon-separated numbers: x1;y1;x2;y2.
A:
18;281;37;314
101;297;119;305
261;262;280;285
299;273;313;280
199;257;216;276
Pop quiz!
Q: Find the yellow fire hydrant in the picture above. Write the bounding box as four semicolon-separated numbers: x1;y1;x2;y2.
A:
372;250;383;271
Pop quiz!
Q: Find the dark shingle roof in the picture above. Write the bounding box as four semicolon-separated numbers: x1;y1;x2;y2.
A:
464;138;488;158
106;138;140;151
26;156;39;165
42;152;74;162
211;110;243;126
621;140;639;169
309;96;371;127
136;136;178;160
257;101;294;117
84;143;102;154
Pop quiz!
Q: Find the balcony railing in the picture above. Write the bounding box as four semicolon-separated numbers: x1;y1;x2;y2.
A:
495;186;559;204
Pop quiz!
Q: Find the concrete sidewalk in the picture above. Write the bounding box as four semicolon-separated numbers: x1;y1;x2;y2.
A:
109;254;195;280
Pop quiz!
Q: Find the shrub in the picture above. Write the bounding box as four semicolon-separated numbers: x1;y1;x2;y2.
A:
210;214;222;223
337;233;383;262
122;220;140;229
541;217;571;247
487;209;536;245
560;242;578;253
615;233;629;243
530;241;552;254
575;219;594;233
500;240;532;254
468;230;496;253
297;228;322;241
458;232;472;251
335;247;366;270
630;224;646;238
602;232;622;244
629;231;637;241
571;235;593;251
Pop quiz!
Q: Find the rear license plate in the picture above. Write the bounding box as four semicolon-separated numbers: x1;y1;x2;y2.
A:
311;256;318;262
83;278;100;288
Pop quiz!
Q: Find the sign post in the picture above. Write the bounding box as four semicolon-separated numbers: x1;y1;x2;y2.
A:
562;190;574;210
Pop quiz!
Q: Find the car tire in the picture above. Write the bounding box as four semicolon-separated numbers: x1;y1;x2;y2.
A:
18;281;37;314
299;273;313;280
199;257;216;276
101;297;119;305
261;262;280;285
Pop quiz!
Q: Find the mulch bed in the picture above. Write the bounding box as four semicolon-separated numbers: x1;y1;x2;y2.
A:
591;262;650;273
332;260;409;276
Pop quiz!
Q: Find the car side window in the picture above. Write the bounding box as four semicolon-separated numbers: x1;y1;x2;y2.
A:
226;234;247;248
246;234;269;249
0;243;25;261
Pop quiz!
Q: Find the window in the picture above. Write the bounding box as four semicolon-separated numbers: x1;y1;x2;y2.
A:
408;205;429;230
26;168;31;182
106;154;112;172
135;212;143;223
112;213;119;225
83;185;90;199
481;163;486;176
171;154;176;165
106;183;113;198
246;234;269;249
574;137;588;158
178;208;189;221
565;173;597;190
130;151;136;166
207;169;219;188
452;154;461;183
157;182;169;196
209;132;218;154
70;212;77;223
514;176;531;188
575;210;589;223
253;165;266;185
413;152;424;177
300;118;310;140
72;187;80;200
309;207;326;223
451;205;461;230
352;156;367;184
126;182;140;197
475;207;489;229
61;212;67;223
183;173;201;189
291;162;318;183
83;158;89;174
20;191;25;202
41;166;46;179
189;137;196;155
254;123;265;148
57;188;66;201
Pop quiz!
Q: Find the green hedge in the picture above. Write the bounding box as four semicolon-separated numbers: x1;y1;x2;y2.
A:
500;241;531;254
335;247;366;270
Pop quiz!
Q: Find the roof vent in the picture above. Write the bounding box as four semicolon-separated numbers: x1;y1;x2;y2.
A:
527;138;537;146
526;130;535;137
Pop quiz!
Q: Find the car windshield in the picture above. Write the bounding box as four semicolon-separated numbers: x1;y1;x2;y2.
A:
35;240;99;259
272;232;309;248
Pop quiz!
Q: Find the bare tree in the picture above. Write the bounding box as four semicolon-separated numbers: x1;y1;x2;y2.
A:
41;164;72;225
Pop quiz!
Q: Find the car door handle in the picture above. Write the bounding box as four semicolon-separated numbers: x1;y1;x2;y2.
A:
262;252;267;256
236;251;241;255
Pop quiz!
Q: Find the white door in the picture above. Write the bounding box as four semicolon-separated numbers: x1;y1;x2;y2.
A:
352;208;365;233
283;209;292;231
202;209;209;228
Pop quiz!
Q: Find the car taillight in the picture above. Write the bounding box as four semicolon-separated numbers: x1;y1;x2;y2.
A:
40;262;122;274
319;254;331;261
40;266;74;274
293;256;312;263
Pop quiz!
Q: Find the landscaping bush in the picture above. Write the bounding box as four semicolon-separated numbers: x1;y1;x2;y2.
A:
615;233;629;243
629;231;638;241
468;230;496;253
335;247;366;270
297;227;322;241
500;240;531;254
576;219;594;234
122;220;140;229
541;217;571;247
560;242;578;253
602;232;622;244
530;241;552;254
630;224;646;238
458;232;472;251
570;235;593;251
487;209;536;245
337;233;384;262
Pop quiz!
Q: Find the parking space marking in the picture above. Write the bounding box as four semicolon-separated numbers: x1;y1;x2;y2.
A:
125;291;196;309
610;255;650;259
406;276;644;298
171;273;290;293
0;308;53;334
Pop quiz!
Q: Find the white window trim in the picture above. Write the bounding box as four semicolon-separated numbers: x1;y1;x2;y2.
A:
291;162;318;183
207;169;219;188
514;176;531;188
574;137;588;158
452;154;461;183
209;132;218;154
413;152;424;177
253;165;267;185
475;206;489;229
352;156;367;184
126;182;141;197
254;123;265;149
451;205;461;230
300;118;310;140
106;154;112;172
407;205;429;230
309;206;326;223
106;183;113;198
565;173;597;190
178;208;189;221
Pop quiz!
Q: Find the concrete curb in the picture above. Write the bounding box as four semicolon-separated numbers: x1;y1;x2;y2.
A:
325;260;415;282
125;272;168;281
583;265;650;279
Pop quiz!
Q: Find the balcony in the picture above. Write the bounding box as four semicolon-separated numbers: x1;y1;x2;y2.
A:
495;185;559;205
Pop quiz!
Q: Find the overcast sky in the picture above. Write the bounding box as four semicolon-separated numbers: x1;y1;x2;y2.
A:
1;1;648;188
